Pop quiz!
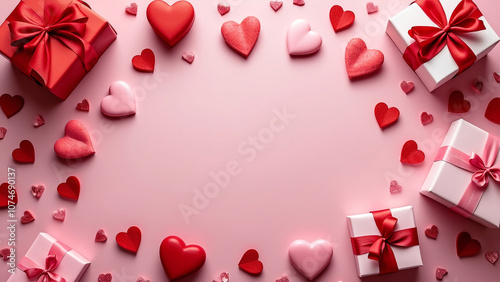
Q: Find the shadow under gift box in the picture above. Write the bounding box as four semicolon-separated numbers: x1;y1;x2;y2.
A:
0;0;117;100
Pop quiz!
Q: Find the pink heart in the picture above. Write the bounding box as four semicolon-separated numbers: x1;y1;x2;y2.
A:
400;80;414;94
436;267;447;280
182;51;195;64
31;185;45;198
137;277;151;282
471;79;483;93
101;81;136;117
288;239;333;280
494;72;500;83
33;114;45;127
52;208;66;221
126;3;138;15
421;112;433;125
0;127;6;140
389;180;402;193
485;251;498;265
98;273;112;282
287;19;322;56
366;2;378;14
0;248;10;260
217;3;230;15
54;120;95;159
293;0;305;6
275;275;289;282
270;1;283;11
95;229;108;242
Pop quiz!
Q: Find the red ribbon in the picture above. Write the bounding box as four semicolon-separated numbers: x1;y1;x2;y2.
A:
18;239;70;282
351;209;419;274
8;0;98;86
403;0;486;74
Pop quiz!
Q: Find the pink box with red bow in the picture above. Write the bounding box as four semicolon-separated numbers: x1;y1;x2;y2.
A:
7;233;90;282
386;0;499;92
421;119;500;228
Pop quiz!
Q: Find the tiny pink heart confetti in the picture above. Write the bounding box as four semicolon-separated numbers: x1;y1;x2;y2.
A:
76;99;90;112
421;112;433;125
137;277;151;282
0;127;6;140
53;208;66;221
98;273;112;282
471;79;483;93
485;251;498;265
270;1;283;11
435;267;448;280
366;2;378;14
182;51;195;64
33;114;45;127
0;248;10;260
293;0;305;6
31;185;45;198
95;229;108;242
126;3;138;15
213;272;229;282
494;72;500;83
400;81;414;94
390;180;402;193
276;275;289;282
21;210;35;224
217;3;230;16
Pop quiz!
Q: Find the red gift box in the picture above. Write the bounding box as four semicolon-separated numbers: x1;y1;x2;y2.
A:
0;0;117;100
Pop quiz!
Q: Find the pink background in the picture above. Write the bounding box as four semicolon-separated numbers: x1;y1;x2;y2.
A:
1;0;500;281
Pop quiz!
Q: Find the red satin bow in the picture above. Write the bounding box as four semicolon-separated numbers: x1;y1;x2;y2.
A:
23;255;66;282
470;152;500;188
403;0;486;74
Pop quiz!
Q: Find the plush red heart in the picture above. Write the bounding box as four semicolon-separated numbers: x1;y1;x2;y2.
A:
345;38;384;80
435;267;448;280
54;120;95;159
221;16;261;58
485;97;500;124
456;232;481;258
76;99;90;112
238;249;263;275
0;183;18;208
147;0;195;47
132;49;155;73
159;236;206;280
116;226;142;254
329;5;355;32
448;90;470;113
0;93;24;118
12;140;35;163
421;112;433;125
21;210;35;224
425;225;438;239
57;176;80;201
374;102;399;129
401;140;425;164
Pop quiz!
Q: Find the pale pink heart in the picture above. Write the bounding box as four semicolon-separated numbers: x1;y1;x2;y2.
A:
288;239;333;280
126;3;138;15
182;51;195;64
287;19;322;56
270;1;283;11
95;229;108;242
212;272;229;282
53;208;66;221
0;127;6;139
485;251;498;264
101;81;136;117
366;2;378;14
390;180;402;193
33;114;45;127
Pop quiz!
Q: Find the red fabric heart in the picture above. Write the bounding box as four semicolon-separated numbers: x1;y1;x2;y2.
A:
57;176;80;201
238;249;263;275
116;226;142;254
76;99;90;112
54;120;95;159
421;112;433;125
12;140;35;164
345;38;384;80
0;182;18;208
146;0;195;47
21;210;35;224
270;1;283;11
456;232;481;258
485;251;498;265
485;97;500;124
132;49;155;73
374;102;399;129
400;140;425;164
95;229;108;242
400;81;414;94
98;273;112;282
448;91;470;113
435;267;448;280
425;225;438;239
0;94;24;118
329;5;355;32
221;16;261;58
160;236;206;280
217;3;230;16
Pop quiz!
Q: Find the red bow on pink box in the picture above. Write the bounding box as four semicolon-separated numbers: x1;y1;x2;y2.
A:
18;240;71;282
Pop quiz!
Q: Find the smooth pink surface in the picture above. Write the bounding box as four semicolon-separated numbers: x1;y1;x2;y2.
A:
1;0;500;281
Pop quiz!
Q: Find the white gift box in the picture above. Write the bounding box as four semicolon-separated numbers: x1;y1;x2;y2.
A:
421;119;500;228
386;0;499;92
347;206;423;277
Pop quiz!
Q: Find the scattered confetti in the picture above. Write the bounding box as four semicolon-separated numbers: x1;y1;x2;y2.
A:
485;251;498;265
53;208;66;221
76;99;90;112
182;51;195;64
389;180;402;193
31;185;45;198
493;72;500;83
435;267;448;280
95;229;108;242
213;272;229;282
421;112;433;125
270;1;283;11
293;0;305;6
275;275;289;282
126;3;138;15
21;210;35;224
0;248;10;260
400;80;415;94
425;225;439;239
33;114;45;128
366;2;378;14
0;127;6;140
471;79;483;93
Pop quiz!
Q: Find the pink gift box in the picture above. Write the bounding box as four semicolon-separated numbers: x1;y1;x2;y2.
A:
7;233;90;282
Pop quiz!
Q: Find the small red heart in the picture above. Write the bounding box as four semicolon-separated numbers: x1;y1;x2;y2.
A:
448;90;470;113
33;114;45;128
293;0;305;6
238;249;263;275
0;93;24;118
76;99;90;112
270;1;283;11
329;5;355;32
485;97;500;124
401;140;425;164
435;267;448;280
31;185;45;198
57;176;80;201
132;49;155;73
137;277;151;282
421;112;433;125
159;235;206;280
0;127;6;140
471;79;483;93
12;140;35;164
400;81;414;94
116;226;142;254
126;3;138;15
95;229;108;242
345;38;384;80
0;248;10;260
485;251;498;265
217;3;230;15
425;225;438;239
221;16;261;58
21;210;35;224
0;182;18;208
494;72;500;83
146;0;195;47
456;232;481;258
374;102;399;129
54;120;95;159
98;273;112;282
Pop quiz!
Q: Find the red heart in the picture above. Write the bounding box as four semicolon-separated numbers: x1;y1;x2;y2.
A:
400;140;425;164
159;236;206;280
421;112;433;125
146;0;195;47
435;267;448;280
270;1;283;11
448;90;470;113
12;140;35;163
0;94;24;118
98;273;112;282
485;251;498;265
95;229;108;242
238;249;263;275
400;81;414;94
0;127;6;140
76;99;90;112
125;3;138;15
0;248;10;260
494;72;500;83
345;38;384;80
221;16;261;58
456;232;481;258
116;226;142;254
485;97;500;124
0;182;18;208
54;120;95;159
132;49;155;73
329;5;355;32
374;102;399;129
21;210;35;224
217;3;230;16
57;176;80;201
425;225;438;239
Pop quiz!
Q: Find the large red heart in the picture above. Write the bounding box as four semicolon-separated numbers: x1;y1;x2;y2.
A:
456;232;481;258
159;236;206;280
12;140;35;163
374;102;399;129
329;5;355;32
345;38;384;80
448;90;470;113
0;183;18;208
0;93;24;118
116;226;142;254
132;48;155;73
238;249;263;275
221;16;261;58
57;176;80;201
146;0;195;47
400;140;425;164
54;120;95;159
485;97;500;124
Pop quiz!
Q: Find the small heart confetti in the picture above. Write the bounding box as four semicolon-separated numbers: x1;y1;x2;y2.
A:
366;2;378;14
182;51;195;64
76;99;90;112
471;79;483;93
95;229;108;242
213;272;229;282
31;185;45;198
389;180;402;193
425;225;439;239
33;114;45;128
137;277;151;282
1;248;10;260
448;90;470;113
53;208;66;221
421;112;433;125
0;127;6;140
276;275;289;282
126;3;138;15
293;0;305;6
400;81;414;94
435;267;448;280
485;251;498;265
21;210;35;224
98;273;112;282
493;72;500;83
217;3;230;15
270;1;283;11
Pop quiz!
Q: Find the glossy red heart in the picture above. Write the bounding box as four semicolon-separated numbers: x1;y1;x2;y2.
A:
21;210;35;224
57;176;80;201
147;0;195;47
401;140;425;164
374;102;399;129
12;140;35;163
116;226;142;254
160;236;206;280
132;49;155;73
425;225;438;239
0;94;24;118
329;5;355;32
54;120;95;159
485;97;500;124
221;16;261;58
448;90;470;113
456;232;481;258
0;183;18;208
345;38;384;80
238;249;263;275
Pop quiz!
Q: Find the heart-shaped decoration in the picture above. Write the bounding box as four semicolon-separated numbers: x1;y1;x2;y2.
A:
217;3;230;15
293;0;305;6
456;232;481;258
329;5;355;32
12;140;35;163
374;102;399;129
471;79;483;93
275;275;289;282
238;249;263;275
76;99;90;112
485;251;498;265
31;185;45;198
389;180;402;193
57;176;80;201
132;49;155;73
137;277;151;282
0;182;18;208
448;90;470;113
116;226;142;254
221;16;261;58
345;38;384;80
182;51;195;63
21;210;35;224
53;208;66;221
0;93;24;118
485;97;500;124
288;239;333;280
213;272;229;282
101;81;136;117
126;3;138;15
33;114;45;127
494;72;500;83
160;235;206;280
54;120;95;159
287;19;322;56
147;0;195;47
421;112;433;125
95;229;108;242
0;248;10;260
425;225;439;239
270;1;283;11
0;127;6;140
98;273;112;282
400;81;414;94
366;2;378;14
401;140;425;164
435;267;448;280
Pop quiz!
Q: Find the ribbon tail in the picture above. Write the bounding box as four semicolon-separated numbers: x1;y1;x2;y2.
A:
379;245;399;274
446;33;477;74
